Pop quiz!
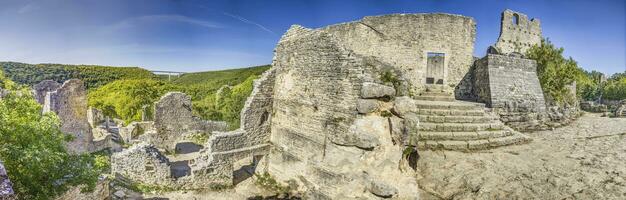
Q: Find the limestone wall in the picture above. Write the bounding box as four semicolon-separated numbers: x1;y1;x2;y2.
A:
321;13;476;93
32;80;60;105
475;54;546;112
111;143;172;186
151;92;228;151
43;79;93;153
495;9;542;55
267;24;419;199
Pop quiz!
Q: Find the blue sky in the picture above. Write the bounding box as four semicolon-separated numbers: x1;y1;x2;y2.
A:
0;0;624;75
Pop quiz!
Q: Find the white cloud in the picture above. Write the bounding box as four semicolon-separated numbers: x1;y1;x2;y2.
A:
223;12;276;35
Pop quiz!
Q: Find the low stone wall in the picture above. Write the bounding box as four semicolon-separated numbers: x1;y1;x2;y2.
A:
119;122;155;144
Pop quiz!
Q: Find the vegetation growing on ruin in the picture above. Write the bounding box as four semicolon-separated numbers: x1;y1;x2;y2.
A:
0;62;156;89
254;172;292;195
193;75;259;129
0;71;103;200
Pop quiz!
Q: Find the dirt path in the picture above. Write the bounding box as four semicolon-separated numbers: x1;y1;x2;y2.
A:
416;113;626;199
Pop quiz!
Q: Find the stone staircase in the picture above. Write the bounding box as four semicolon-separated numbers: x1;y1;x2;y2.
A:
415;92;531;151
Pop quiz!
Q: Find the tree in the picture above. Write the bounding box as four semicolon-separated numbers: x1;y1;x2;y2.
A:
87;79;176;125
527;39;583;105
0;71;102;200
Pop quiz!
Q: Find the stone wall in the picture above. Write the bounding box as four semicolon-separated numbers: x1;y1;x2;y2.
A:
321;13;476;94
43;79;93;153
112;143;172;186
266;23;419;199
32;80;60;105
474;54;546;112
150;92;228;151
474;54;547;130
495;9;542;55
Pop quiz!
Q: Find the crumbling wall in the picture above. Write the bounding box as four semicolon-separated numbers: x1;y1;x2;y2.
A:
495;9;542;55
266;24;419;199
151;92;228;151
321;13;476;94
111;143;172;186
119;121;155;143
43;79;93;153
32;80;60;105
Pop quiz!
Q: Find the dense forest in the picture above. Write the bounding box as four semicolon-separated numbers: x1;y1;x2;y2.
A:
0;62;270;129
0;62;156;89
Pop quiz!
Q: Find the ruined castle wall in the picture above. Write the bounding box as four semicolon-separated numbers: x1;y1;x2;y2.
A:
495;9;542;55
267;25;419;199
475;54;546;112
44;79;93;153
321;13;476;93
111;143;172;186
152;92;228;150
32;80;60;105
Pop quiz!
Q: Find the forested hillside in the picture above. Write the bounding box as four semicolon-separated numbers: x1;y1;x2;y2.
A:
0;62;156;89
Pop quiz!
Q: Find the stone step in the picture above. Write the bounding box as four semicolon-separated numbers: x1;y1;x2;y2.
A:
417;133;532;151
419;122;504;132
418;130;512;141
417;115;497;123
416;109;486;116
414;95;455;101
414;100;485;110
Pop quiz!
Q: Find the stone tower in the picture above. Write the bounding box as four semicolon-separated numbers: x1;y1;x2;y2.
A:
495;9;542;55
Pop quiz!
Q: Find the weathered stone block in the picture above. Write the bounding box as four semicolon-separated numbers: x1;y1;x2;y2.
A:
356;99;379;114
360;82;395;99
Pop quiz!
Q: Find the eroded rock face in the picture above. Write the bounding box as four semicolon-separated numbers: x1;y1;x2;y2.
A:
361;82;395;99
43;79;93;153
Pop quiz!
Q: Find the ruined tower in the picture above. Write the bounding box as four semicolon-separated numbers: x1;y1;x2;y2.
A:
494;9;542;55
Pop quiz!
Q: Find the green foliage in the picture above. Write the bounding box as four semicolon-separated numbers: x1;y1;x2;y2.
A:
0;72;100;200
193;75;258;129
526;39;581;105
0;62;156;89
87;79;176;125
254;172;291;194
603;72;626;100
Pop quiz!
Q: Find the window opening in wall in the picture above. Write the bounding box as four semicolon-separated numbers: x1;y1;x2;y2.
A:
426;52;445;85
512;13;519;25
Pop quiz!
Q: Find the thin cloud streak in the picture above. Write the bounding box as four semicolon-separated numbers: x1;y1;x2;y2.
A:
223;12;276;35
108;14;222;31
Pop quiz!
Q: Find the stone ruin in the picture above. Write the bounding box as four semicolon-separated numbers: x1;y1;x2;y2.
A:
35;79;120;153
105;9;581;199
0;161;14;199
41;79;94;153
112;68;276;189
